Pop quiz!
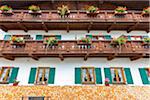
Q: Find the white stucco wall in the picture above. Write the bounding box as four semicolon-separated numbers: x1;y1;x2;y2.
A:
0;30;149;86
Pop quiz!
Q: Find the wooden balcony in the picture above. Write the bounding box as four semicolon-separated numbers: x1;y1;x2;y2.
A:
0;40;149;61
0;10;149;33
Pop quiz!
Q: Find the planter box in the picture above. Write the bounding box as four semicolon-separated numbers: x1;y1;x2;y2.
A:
87;11;99;17
114;11;127;17
142;13;149;17
0;10;13;16
13;82;19;86
28;10;42;16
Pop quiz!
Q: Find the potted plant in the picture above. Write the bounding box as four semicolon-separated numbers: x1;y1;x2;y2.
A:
111;37;127;48
142;7;150;17
105;78;110;86
0;5;13;16
79;37;91;44
86;6;99;17
57;5;70;18
13;79;19;86
44;37;58;48
142;38;150;47
10;36;24;44
114;6;127;17
28;5;41;16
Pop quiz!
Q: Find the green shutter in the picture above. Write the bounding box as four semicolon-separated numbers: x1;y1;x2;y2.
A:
95;68;102;84
104;68;112;84
86;35;93;39
36;35;43;40
28;68;37;84
75;68;81;84
56;35;61;40
139;68;149;84
48;68;55;84
4;35;11;40
9;67;19;83
104;35;111;40
127;36;131;41
124;68;134;84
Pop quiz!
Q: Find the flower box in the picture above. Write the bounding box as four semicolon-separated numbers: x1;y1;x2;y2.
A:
28;10;42;16
114;6;127;17
86;11;99;17
0;5;13;16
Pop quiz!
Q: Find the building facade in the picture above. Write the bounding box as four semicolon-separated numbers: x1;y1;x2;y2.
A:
0;0;149;99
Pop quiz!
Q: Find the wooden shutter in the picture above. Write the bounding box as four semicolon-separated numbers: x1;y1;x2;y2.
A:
104;35;111;40
104;68;112;84
36;35;43;40
95;68;102;84
75;68;81;84
9;67;19;83
28;68;37;84
139;68;149;84
124;68;134;84
48;68;55;84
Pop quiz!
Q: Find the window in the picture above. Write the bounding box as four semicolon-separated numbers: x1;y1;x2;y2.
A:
35;67;50;85
0;67;12;84
110;67;126;84
81;67;96;84
28;96;44;100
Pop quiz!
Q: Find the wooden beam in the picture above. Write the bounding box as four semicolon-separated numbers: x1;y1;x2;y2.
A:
130;54;143;61
59;54;64;61
28;53;39;60
87;22;93;33
107;53;117;61
17;22;28;32
127;22;139;33
84;53;89;61
3;56;14;61
0;25;8;32
42;22;48;32
107;23;115;33
67;22;69;33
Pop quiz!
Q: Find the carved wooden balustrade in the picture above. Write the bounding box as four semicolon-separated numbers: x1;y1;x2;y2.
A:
0;10;149;32
0;40;149;61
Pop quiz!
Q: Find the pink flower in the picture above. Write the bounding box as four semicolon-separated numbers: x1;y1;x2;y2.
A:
105;78;110;82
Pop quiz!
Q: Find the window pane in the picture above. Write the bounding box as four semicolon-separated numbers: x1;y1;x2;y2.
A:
111;68;124;83
37;69;43;82
88;69;94;82
82;69;87;82
0;68;12;83
44;69;49;82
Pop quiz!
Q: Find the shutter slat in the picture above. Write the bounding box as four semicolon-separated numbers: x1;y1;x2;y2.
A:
104;68;112;84
75;68;81;84
28;68;37;84
139;68;149;84
48;68;55;84
36;35;43;40
95;68;102;84
124;68;134;84
56;35;61;40
9;67;19;83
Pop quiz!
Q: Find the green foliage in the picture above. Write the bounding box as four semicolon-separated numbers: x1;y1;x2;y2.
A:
87;6;98;13
80;37;91;43
28;5;40;12
113;37;127;45
144;38;150;43
44;37;58;46
0;5;12;11
57;5;70;17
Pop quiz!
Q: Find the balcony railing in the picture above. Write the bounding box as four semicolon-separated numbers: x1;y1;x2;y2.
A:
0;40;149;61
0;10;149;32
0;10;149;22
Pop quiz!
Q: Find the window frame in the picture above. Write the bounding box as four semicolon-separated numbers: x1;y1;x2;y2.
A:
81;67;96;84
110;67;126;84
0;67;13;84
145;68;150;81
35;67;50;85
